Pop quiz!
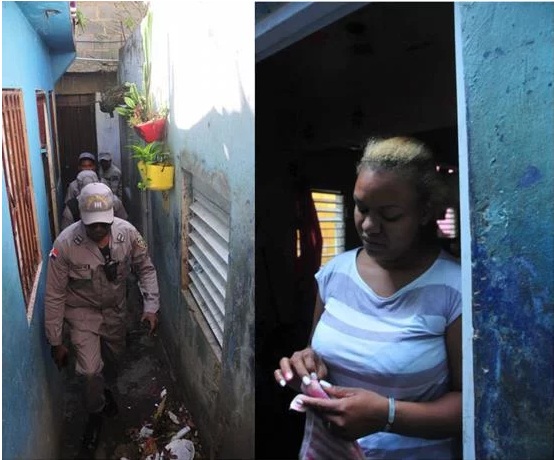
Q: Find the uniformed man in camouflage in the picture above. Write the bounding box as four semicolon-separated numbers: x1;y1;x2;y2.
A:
98;152;122;199
45;182;159;452
65;152;97;203
60;170;128;230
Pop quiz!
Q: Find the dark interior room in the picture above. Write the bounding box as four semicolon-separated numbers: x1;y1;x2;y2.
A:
255;3;459;458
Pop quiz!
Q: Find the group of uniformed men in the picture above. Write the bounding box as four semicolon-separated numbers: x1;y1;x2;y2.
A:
45;151;160;455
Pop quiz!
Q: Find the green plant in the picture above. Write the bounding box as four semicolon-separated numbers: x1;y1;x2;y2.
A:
115;83;168;127
128;141;171;165
141;11;153;121
137;179;148;191
115;82;149;127
128;141;172;191
75;9;87;32
115;11;167;128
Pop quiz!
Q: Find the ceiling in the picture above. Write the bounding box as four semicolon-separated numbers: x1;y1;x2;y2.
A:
260;2;455;97
256;2;458;163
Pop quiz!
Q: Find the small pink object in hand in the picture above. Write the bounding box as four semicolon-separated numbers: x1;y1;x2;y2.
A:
290;375;365;460
290;376;331;411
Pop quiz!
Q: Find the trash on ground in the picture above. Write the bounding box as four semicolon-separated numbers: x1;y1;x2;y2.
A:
167;410;180;425
171;426;191;441
154;394;167;421
139;424;154;440
164;439;195;460
126;390;203;459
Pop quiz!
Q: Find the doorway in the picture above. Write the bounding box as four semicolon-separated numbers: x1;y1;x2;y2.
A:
255;3;459;458
55;94;98;193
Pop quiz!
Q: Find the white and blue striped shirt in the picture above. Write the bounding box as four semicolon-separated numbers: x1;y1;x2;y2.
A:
310;248;461;459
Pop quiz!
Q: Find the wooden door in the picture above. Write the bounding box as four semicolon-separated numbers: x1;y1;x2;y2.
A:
55;94;98;191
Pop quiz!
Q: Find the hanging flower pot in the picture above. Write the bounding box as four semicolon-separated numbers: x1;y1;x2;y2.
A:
145;163;174;191
137;160;147;182
134;118;167;143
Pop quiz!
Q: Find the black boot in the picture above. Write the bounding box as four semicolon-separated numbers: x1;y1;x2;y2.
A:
79;413;103;456
102;389;119;417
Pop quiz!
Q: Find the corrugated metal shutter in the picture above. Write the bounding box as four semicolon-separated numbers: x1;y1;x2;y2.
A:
187;187;230;347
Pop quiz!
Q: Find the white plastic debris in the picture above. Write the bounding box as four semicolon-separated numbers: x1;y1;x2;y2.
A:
171;425;191;441
164;439;195;460
139;424;154;439
167;410;180;425
160;388;167;398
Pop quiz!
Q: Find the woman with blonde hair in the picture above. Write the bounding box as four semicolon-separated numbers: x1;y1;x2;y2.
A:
276;136;461;459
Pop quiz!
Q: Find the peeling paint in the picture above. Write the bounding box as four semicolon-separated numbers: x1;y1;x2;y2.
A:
460;2;554;458
517;165;542;188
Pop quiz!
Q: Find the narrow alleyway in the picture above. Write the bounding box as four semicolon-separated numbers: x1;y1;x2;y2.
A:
59;277;204;460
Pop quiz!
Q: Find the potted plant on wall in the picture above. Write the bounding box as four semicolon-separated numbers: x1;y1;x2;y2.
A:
115;11;167;142
116;82;168;142
129;141;174;191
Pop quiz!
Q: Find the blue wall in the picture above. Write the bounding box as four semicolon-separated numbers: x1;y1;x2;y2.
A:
457;3;554;458
2;3;73;458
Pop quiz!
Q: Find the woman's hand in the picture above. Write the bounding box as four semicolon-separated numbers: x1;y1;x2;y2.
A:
274;347;328;392
299;385;389;441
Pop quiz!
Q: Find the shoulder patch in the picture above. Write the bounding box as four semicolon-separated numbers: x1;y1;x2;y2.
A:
116;232;125;242
73;235;83;245
134;236;147;250
49;247;59;260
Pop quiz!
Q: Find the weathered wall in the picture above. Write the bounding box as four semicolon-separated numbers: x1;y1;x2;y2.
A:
2;3;74;459
117;26;146;225
65;1;146;74
95;95;122;168
56;71;117;95
119;3;255;458
457;3;554;458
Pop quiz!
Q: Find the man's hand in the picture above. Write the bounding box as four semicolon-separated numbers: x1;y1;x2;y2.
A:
141;312;158;335
51;344;69;371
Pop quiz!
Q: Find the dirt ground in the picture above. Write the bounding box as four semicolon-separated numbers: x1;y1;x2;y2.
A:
59;278;204;460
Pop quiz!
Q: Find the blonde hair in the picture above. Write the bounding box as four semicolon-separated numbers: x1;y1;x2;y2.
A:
357;136;448;216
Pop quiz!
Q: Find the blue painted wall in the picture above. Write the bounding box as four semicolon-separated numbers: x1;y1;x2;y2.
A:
2;3;74;458
457;3;554;458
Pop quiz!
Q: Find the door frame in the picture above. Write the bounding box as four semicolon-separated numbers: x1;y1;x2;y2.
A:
255;3;475;458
